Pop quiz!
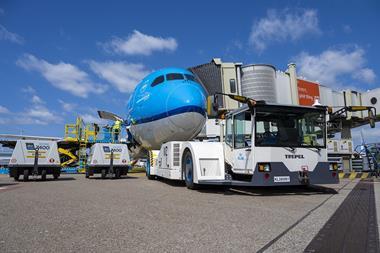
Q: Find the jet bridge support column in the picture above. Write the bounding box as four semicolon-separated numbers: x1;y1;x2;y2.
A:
341;120;353;173
341;120;352;139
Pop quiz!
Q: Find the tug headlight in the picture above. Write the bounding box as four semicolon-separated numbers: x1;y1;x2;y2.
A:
329;163;338;171
258;163;271;172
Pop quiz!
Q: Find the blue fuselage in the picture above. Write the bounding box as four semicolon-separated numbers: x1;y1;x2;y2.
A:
126;68;207;150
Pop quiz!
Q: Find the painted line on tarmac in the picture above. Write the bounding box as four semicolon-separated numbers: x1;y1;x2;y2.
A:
0;184;22;193
305;179;379;252
257;179;355;253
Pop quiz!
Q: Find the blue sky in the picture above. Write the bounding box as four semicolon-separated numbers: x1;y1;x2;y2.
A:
0;0;379;145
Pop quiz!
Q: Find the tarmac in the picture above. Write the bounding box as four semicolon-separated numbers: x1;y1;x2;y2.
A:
0;173;379;253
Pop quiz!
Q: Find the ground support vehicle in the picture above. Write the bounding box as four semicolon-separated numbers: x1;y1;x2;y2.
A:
86;143;130;179
147;101;339;189
8;140;61;181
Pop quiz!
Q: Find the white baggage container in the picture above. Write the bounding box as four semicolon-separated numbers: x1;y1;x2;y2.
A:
8;140;61;181
86;143;130;179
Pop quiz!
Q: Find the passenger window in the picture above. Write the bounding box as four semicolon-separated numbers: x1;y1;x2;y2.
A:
230;79;236;93
166;73;184;80
234;111;252;148
185;74;196;82
225;117;233;147
151;75;164;87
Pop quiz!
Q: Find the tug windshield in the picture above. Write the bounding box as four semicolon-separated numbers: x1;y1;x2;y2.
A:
255;106;326;148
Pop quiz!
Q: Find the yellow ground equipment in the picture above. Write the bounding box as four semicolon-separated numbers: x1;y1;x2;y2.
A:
58;147;78;167
59;116;120;173
60;117;98;172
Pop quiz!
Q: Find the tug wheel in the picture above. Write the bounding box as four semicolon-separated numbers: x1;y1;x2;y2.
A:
182;150;198;190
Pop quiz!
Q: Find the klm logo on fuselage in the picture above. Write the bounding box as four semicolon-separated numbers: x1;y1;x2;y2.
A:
285;154;305;159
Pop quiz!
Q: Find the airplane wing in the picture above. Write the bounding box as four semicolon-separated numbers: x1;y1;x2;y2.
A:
97;111;124;122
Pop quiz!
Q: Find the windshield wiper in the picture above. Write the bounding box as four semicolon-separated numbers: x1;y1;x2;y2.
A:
283;146;296;152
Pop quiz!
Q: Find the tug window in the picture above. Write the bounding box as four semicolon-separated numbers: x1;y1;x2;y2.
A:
151;75;165;87
166;73;184;80
233;111;252;148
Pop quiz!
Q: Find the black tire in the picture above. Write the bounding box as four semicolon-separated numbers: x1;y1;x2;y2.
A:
146;171;155;180
115;168;121;179
101;169;107;179
85;169;90;179
23;169;29;182
41;170;47;181
14;172;20;181
182;150;197;190
53;173;59;180
146;161;155;180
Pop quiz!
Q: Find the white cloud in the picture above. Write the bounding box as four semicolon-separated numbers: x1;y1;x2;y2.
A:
294;47;376;88
249;9;320;52
25;105;57;123
17;54;107;98
31;95;44;104
0;105;9;114
0;103;62;126
1;87;62;126
352;68;376;84
21;85;36;94
0;25;24;44
81;113;108;125
89;61;150;93
102;30;178;56
343;25;352;34
58;99;76;112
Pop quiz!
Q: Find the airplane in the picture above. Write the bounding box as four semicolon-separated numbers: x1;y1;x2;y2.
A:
98;67;208;158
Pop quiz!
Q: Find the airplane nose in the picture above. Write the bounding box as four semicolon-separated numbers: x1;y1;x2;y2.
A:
167;82;206;113
166;82;207;133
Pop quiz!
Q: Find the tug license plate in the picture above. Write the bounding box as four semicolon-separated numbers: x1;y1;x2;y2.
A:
274;176;290;183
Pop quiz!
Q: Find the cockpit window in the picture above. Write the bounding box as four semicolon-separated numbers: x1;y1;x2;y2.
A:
185;74;196;82
151;75;165;87
166;73;184;81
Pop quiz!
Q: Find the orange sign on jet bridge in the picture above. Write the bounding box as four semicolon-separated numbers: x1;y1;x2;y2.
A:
297;79;320;106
